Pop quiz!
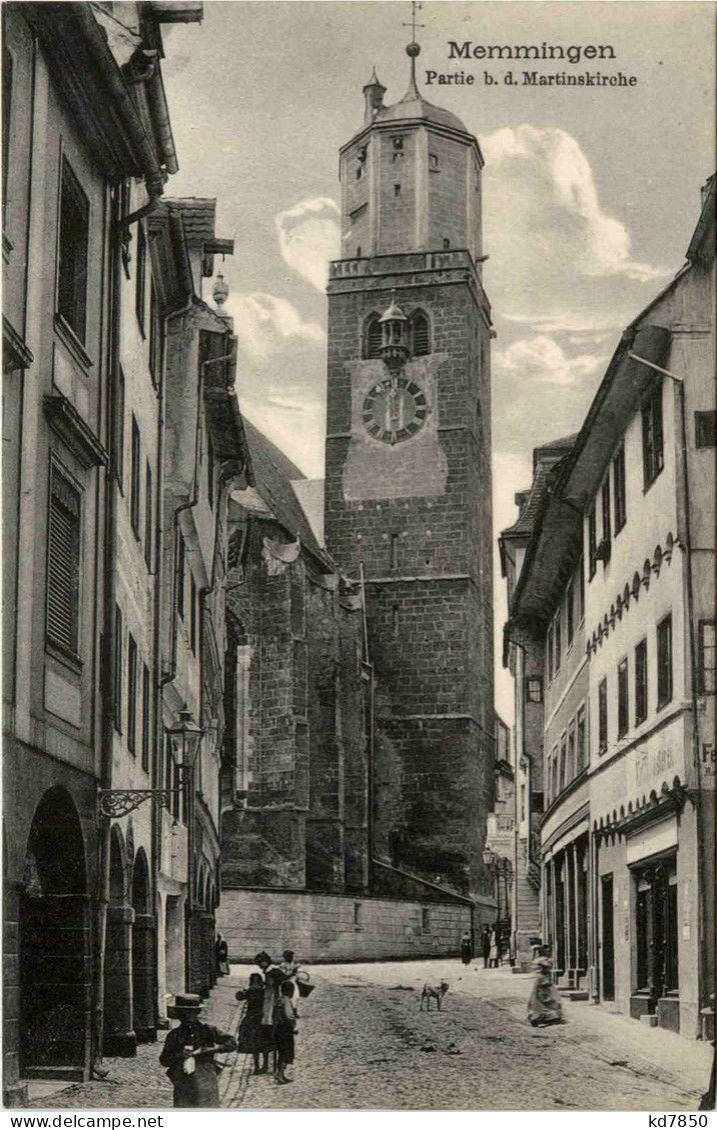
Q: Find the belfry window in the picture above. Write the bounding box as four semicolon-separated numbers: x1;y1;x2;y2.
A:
363;313;382;359
411;311;430;356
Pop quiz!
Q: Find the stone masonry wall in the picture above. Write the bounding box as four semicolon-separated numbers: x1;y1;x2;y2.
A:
324;266;495;901
218;889;472;963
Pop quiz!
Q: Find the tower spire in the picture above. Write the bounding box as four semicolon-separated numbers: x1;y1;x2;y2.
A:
401;0;424;101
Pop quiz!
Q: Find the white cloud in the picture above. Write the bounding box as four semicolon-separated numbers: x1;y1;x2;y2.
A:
275;197;340;291
226;292;324;362
482;125;667;283
502;310;624;336
496;334;607;388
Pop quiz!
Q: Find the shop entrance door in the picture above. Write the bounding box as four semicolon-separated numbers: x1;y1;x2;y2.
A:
601;874;615;1001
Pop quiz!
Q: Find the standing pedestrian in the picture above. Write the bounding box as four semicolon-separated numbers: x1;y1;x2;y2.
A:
255;951;283;1070
460;930;473;966
488;924;499;968
236;973;269;1074
527;955;564;1026
273;979;297;1084
159;993;237;1108
215;933;229;977
481;925;491;968
279;948;299;983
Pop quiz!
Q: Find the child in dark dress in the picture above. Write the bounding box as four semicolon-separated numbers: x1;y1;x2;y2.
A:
273;980;297;1084
236;973;269;1075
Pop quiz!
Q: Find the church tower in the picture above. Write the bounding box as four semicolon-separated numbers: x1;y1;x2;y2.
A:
324;40;495;898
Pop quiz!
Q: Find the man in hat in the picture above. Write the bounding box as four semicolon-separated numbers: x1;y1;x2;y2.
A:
160;993;237;1107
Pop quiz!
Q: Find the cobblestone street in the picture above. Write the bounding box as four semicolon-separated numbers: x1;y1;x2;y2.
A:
26;961;712;1111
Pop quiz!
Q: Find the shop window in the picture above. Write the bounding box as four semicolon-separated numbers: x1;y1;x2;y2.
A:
617;657;629;738
56;157;89;344
613;444;627;533
598;678;608;753
657;614;672;708
46;463;82;656
642;384;664;489
698;620;715;693
635;638;648;724
635;860;678;997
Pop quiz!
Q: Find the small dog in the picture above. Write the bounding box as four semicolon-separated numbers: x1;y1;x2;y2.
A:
420;980;449;1011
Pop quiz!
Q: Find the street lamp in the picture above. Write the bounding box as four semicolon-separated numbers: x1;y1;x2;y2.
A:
482;846;495;868
166;709;204;994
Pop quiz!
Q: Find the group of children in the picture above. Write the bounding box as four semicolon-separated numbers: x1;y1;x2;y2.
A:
236;948;302;1085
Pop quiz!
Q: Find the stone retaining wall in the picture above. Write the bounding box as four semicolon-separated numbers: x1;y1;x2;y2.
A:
217;889;472;962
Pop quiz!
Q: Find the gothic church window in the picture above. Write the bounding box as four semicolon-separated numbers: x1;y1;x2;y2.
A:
411;311;430;356
363;313;382;359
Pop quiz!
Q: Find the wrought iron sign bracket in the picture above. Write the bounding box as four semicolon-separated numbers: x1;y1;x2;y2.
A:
97;788;175;819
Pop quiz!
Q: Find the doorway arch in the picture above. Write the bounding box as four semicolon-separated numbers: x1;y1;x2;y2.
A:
131;849;155;1043
103;825;135;1056
19;787;91;1077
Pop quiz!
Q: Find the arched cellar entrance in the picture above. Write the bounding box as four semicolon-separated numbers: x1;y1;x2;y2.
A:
103;826;135;1056
131;850;155;1043
19;787;91;1078
164;894;184;1000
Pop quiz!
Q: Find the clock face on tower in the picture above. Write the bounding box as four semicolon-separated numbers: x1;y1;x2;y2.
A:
362;375;428;445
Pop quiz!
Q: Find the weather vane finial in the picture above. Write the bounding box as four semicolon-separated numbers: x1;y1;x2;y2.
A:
402;1;424;97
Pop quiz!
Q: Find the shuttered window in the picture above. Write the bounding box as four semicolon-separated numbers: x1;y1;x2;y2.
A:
46;465;81;654
657;614;672;708
114;605;123;733
127;633;138;754
130;416;141;536
365;315;382;359
141;663;151;772
642;384;664;488
144;460;152;569
412;312;430;356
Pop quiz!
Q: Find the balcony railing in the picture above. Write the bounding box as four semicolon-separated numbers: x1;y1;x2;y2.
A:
329;248;477;280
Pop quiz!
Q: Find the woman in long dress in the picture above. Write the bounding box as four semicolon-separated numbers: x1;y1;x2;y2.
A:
488;927;499;968
527;956;564;1026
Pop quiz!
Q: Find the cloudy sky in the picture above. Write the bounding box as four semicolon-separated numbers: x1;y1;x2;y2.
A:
162;1;715;722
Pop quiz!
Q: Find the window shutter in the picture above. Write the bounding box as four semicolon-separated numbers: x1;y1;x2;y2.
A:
366;317;382;359
412;313;430;356
47;468;80;652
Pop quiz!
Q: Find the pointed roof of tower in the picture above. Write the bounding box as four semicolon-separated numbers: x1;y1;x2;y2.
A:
363;65;386;92
372;41;468;134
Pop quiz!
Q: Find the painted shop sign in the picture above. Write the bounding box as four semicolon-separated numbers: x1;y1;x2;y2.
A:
633;745;676;790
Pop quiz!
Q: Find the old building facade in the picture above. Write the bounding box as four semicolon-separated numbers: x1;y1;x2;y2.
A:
501;177;715;1037
1;2;251;1103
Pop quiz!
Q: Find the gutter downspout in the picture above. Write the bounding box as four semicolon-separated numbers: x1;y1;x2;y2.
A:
629;351;707;1021
94;182;123;1074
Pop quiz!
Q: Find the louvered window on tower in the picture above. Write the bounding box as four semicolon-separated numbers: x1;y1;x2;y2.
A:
365;315;382;359
412;312;430;356
46;465;81;654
